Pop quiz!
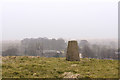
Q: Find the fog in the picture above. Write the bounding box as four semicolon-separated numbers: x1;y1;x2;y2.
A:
1;37;118;59
1;0;118;40
1;0;119;59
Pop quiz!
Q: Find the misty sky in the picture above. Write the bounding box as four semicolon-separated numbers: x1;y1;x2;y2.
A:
1;0;119;40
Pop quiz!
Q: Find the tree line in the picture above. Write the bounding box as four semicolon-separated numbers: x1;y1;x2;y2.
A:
2;37;118;59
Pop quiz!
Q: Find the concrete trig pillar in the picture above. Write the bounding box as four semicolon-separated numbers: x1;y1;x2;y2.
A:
66;41;80;61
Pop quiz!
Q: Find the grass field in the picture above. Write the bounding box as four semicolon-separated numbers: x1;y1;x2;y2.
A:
2;56;119;78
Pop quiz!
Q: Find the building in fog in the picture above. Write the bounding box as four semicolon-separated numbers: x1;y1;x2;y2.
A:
43;50;62;57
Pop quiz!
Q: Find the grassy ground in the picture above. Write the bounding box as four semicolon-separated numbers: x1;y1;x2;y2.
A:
2;56;118;78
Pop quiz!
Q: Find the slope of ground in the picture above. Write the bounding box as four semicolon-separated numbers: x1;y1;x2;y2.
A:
2;56;118;78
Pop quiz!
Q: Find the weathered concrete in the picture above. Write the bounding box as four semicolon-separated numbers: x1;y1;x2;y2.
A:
66;41;80;61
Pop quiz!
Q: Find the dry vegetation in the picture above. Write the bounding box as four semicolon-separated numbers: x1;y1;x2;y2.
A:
2;56;118;78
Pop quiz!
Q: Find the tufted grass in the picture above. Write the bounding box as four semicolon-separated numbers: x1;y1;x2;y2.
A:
2;56;119;78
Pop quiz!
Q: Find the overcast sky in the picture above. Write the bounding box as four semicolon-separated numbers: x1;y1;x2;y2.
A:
1;0;119;40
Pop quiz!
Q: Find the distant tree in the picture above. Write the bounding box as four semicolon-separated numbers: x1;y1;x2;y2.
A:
57;38;66;50
82;45;94;58
21;37;67;56
2;48;19;56
79;40;95;58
